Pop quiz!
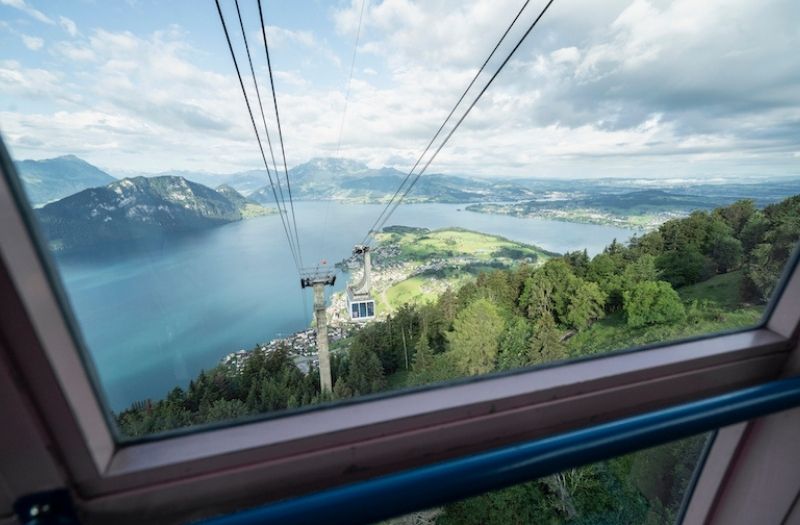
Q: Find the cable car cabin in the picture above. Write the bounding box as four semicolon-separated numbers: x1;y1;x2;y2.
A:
347;244;375;321
348;291;375;321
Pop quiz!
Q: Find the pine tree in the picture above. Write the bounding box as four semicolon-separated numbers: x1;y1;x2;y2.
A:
412;326;434;372
447;298;505;375
528;312;566;365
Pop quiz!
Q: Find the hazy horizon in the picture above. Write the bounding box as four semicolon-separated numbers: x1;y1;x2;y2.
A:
16;153;800;185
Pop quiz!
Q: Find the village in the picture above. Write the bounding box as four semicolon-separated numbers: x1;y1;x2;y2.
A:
221;227;548;378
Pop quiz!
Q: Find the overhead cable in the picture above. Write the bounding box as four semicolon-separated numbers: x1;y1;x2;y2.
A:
258;0;304;268
214;0;300;270
364;0;555;243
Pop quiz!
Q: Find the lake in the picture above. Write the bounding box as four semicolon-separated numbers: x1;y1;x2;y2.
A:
53;202;636;411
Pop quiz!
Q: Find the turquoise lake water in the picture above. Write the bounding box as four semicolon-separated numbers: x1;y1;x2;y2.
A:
52;202;636;411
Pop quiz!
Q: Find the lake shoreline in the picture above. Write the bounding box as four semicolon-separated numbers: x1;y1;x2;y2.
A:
55;202;637;411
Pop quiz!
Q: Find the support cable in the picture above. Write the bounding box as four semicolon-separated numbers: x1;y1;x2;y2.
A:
259;0;304;268
214;0;300;270
232;0;293;245
362;0;551;245
320;0;367;272
335;0;367;158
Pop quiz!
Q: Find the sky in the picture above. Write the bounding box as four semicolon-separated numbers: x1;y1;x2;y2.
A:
0;0;799;179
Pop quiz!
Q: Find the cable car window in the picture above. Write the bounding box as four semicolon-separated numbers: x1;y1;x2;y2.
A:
380;433;710;525
0;0;798;441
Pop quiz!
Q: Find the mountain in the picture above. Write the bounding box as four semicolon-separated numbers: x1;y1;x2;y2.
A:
214;184;251;208
577;189;722;213
245;158;537;204
215;184;274;218
112;157;533;204
36;176;263;252
16;155;116;206
223;170;270;196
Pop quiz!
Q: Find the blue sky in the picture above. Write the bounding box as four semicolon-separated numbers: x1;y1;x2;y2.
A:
1;0;799;180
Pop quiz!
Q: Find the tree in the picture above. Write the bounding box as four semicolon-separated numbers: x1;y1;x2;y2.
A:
346;346;385;395
497;317;532;370
714;199;756;236
204;399;249;423
623;281;686;328
656;248;713;287
564;249;590;277
622;254;660;286
740;211;770;253
332;378;353;399
708;234;743;273
528;312;567;365
447;299;506;375
742;196;800;302
520;270;556;320
630;230;665;257
476;270;516;311
587;253;618;285
412;326;434;372
565;281;606;330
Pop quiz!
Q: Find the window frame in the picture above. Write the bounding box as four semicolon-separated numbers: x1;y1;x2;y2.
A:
1;140;799;524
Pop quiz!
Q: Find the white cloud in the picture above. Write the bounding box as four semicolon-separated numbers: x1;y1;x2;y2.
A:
51;41;96;62
2;0;799;180
59;16;78;37
0;0;53;24
265;25;342;68
20;34;43;50
0;60;63;98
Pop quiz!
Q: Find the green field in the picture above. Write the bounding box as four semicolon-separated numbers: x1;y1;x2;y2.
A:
678;270;747;308
378;227;555;264
375;227;554;313
240;202;277;218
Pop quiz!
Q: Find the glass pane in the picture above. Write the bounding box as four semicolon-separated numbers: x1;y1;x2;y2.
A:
1;0;798;438
379;434;709;525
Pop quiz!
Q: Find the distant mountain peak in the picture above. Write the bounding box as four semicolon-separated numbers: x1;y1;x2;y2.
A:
304;157;368;172
16;154;117;206
54;154;84;162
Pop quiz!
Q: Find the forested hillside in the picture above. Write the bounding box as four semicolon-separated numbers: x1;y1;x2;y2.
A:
36;176;272;252
117;195;800;523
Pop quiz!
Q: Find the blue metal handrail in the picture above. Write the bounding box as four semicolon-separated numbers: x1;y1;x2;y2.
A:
200;377;800;525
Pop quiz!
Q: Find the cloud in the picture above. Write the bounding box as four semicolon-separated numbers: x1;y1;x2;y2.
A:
20;34;43;50
0;26;260;172
51;41;96;61
0;60;65;99
0;0;53;24
59;16;78;37
265;25;342;68
2;0;799;180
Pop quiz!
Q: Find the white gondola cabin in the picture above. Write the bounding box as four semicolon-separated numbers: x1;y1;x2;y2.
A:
347;244;375;321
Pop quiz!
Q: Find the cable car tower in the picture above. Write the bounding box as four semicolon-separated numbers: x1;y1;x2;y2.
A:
347;244;375;321
301;267;336;393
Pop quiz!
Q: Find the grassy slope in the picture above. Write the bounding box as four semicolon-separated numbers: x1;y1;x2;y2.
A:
377;228;553;313
678;271;745;308
239;202;277;218
382;227;554;263
567;271;763;358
